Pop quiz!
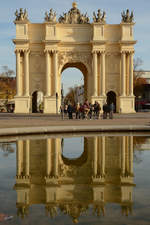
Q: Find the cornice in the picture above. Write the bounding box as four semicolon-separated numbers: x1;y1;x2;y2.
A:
43;40;61;44
13;39;29;44
119;40;137;45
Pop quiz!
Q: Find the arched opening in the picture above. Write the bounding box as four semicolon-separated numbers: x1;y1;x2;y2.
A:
107;91;116;112
32;91;44;113
61;137;87;166
61;62;88;105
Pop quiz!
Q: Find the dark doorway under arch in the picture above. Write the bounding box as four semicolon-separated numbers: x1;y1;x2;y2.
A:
32;91;38;113
32;91;44;113
107;91;116;112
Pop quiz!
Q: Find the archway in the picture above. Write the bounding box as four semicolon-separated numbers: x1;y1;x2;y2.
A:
61;137;87;166
32;91;44;113
107;91;116;112
61;62;88;105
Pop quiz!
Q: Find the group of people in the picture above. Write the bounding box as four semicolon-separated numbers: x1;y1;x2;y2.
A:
60;100;115;120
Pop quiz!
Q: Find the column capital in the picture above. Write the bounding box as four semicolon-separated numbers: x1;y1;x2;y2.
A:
15;49;22;54
129;50;134;55
99;50;105;54
120;50;126;54
24;49;30;54
121;50;134;54
92;50;98;54
44;49;51;54
53;50;58;54
15;48;30;54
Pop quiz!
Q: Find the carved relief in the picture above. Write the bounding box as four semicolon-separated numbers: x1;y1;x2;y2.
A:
58;51;91;72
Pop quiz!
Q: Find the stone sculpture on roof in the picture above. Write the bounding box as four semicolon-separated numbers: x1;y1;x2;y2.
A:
58;1;89;24
93;9;106;23
45;8;56;23
121;9;134;23
15;8;28;21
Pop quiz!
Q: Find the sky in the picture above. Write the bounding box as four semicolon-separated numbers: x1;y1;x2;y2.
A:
0;0;150;93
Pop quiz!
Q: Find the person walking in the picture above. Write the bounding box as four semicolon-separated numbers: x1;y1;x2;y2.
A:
109;102;114;119
75;102;80;119
67;103;73;119
94;101;101;119
103;102;108;119
89;103;94;119
83;99;90;119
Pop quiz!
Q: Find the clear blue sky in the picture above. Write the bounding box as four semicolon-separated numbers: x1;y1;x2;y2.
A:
0;0;150;93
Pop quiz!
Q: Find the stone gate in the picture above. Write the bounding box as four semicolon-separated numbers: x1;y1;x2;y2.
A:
13;2;136;113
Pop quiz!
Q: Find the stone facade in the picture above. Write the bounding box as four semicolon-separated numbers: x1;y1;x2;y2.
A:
13;3;136;113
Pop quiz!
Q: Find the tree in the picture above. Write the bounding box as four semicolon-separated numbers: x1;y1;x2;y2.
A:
0;66;15;78
133;57;147;97
0;66;16;103
65;86;78;105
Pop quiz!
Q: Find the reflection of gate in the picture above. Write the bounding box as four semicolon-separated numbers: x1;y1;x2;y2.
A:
32;91;38;113
107;91;116;112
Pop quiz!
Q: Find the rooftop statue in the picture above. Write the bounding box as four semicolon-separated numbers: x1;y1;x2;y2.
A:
121;9;134;23
58;1;89;24
15;8;29;21
45;8;56;23
93;9;106;23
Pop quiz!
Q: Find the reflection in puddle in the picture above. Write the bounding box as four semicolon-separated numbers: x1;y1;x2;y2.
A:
14;136;135;223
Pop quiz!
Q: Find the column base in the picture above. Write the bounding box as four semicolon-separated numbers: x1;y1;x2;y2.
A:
44;96;61;114
14;96;31;113
119;96;135;113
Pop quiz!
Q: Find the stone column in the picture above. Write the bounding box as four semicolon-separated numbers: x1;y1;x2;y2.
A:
121;52;126;96
24;50;30;96
46;139;51;176
54;139;58;177
126;53;129;96
25;140;30;177
101;52;106;96
101;136;105;176
16;50;21;96
129;52;134;96
16;140;23;176
121;136;126;175
93;137;97;177
93;51;97;96
129;136;133;175
53;51;58;96
45;50;51;96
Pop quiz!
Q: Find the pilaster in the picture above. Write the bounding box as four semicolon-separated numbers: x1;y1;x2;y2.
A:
93;51;98;97
24;49;30;97
101;51;106;96
15;49;21;97
129;52;134;96
45;50;51;97
121;51;126;97
53;50;58;96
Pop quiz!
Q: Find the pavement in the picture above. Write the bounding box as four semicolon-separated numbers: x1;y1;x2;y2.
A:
0;112;150;136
